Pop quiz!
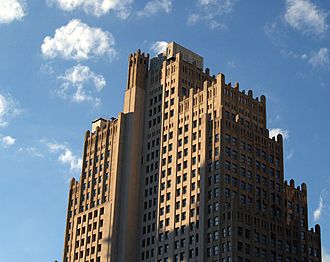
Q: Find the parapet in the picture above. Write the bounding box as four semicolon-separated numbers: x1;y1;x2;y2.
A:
69;177;80;192
220;76;266;106
267;130;284;143
315;224;321;234
284;179;307;193
308;224;321;238
129;49;150;60
70;177;77;187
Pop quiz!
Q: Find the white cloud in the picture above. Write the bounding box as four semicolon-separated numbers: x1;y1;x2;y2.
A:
58;148;82;172
198;0;233;11
308;48;330;68
280;49;300;59
150;41;168;55
284;0;328;36
47;142;66;152
48;0;133;19
278;47;330;69
264;21;289;48
18;147;44;158
138;0;172;17
199;0;215;5
41;19;117;61
57;64;106;105
209;20;227;30
313;195;324;221
0;0;26;24
301;53;308;60
46;142;82;172
0;93;21;127
269;128;289;140
1;135;15;147
187;0;234;30
187;14;200;25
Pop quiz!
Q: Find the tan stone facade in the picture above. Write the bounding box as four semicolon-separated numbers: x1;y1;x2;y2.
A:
62;42;322;262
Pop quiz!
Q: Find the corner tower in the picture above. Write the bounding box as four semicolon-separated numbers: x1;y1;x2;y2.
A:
114;50;149;261
124;50;149;113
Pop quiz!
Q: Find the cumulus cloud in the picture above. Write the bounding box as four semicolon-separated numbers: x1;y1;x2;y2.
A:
278;47;330;69
57;64;106;105
48;0;133;19
1;135;15;147
187;0;234;30
58;148;82;172
41;19;117;61
0;93;21;127
269;128;289;140
46;142;82;172
138;0;172;17
284;0;328;36
150;41;168;55
0;0;26;24
308;48;330;68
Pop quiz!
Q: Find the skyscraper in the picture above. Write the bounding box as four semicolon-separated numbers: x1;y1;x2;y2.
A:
62;42;322;262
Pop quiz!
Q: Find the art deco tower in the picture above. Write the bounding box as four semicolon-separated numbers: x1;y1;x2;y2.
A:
62;42;322;262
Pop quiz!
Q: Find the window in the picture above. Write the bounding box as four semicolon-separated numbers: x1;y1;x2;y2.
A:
215;161;220;170
214;246;219;255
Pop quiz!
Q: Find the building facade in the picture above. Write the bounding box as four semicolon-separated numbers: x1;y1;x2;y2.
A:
62;42;322;262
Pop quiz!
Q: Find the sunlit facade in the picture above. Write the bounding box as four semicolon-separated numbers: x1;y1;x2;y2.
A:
63;42;322;262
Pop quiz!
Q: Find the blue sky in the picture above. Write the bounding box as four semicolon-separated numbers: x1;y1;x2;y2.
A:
0;0;329;261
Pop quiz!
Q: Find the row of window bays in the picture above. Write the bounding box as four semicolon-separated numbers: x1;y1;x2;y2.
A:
157;74;282;195
147;87;267;130
152;117;306;258
154;137;285;253
64;206;105;262
153;207;309;262
148;54;269;154
64;126;116;262
158;113;284;201
140;80;164;259
147;52;267;132
74;126;117;211
159;56;266;118
141;62;281;261
140;63;211;260
147;84;284;258
144;57;274;198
